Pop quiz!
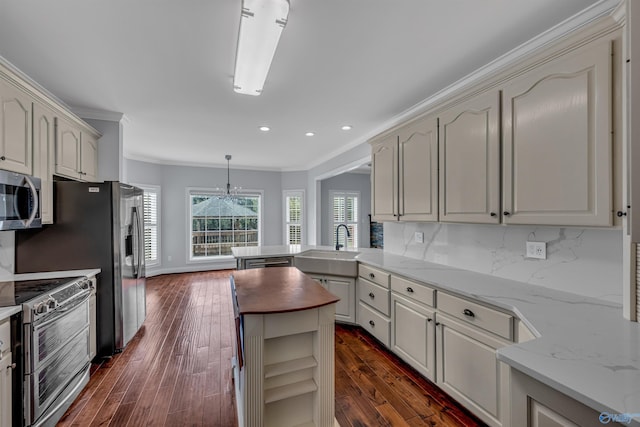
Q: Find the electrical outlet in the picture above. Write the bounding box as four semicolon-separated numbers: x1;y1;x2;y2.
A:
415;232;424;243
526;241;546;260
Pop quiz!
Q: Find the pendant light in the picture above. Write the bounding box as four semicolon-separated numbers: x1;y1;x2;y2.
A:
216;155;241;199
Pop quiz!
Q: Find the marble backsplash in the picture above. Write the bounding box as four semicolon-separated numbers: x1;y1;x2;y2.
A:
383;222;623;303
0;231;15;279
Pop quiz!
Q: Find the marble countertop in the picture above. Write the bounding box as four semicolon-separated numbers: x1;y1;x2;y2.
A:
232;245;380;258
355;251;640;420
0;268;101;321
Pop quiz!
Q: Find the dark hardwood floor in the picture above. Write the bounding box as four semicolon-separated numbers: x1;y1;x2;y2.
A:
58;271;484;427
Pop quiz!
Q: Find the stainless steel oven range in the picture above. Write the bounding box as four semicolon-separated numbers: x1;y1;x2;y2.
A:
0;276;92;427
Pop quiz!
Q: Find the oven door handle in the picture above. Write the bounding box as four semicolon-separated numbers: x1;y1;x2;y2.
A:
33;293;90;330
23;175;39;227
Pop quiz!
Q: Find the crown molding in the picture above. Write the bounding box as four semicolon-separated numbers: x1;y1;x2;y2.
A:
71;106;126;123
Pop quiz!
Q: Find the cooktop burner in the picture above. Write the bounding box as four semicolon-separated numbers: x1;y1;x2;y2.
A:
0;277;83;307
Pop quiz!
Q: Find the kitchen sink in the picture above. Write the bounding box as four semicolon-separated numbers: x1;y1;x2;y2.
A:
294;250;360;277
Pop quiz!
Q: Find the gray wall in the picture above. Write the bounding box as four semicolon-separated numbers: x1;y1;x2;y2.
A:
320;172;371;248
125;159;285;275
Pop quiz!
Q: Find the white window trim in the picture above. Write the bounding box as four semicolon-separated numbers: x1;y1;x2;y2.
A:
283;189;305;245
135;183;161;268
185;187;264;264
329;190;360;249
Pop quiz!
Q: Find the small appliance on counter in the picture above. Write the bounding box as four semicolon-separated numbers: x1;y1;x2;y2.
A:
0;169;41;231
15;181;146;358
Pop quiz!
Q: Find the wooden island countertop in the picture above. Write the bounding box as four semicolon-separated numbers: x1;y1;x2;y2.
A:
232;267;339;315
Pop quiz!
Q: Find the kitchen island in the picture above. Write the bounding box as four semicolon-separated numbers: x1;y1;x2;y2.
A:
230;267;340;427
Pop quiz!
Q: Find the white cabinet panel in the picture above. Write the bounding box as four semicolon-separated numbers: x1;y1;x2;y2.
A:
439;91;501;224
55;118;81;179
80;133;98;181
33;103;56;224
371;136;397;221
0;79;32;175
502;41;612;226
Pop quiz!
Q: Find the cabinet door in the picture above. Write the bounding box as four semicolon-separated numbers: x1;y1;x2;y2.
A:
439;91;500;224
398;116;438;221
502;41;612;226
325;277;354;323
55;118;81;179
80;133;99;181
371;136;398;221
0;79;32;175
33;103;56;224
0;354;11;427
436;313;509;427
391;293;435;381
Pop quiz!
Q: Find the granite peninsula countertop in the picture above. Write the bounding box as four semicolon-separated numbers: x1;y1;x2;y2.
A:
0;268;101;322
231;244;381;258
354;251;640;423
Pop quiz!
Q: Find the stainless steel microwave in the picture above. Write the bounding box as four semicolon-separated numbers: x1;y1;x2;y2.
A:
0;170;41;230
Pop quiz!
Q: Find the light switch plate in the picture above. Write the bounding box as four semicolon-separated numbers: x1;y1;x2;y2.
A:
415;232;424;243
526;241;546;260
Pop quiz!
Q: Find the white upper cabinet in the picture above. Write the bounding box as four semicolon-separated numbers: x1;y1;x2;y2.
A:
80;133;98;182
371;135;398;221
439;91;501;224
55;117;99;182
371;115;438;222
502;41;612;226
33;103;56;224
398;116;438;221
0;79;32;175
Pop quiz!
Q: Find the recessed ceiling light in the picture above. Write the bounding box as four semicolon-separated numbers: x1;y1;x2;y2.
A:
305;132;315;137
341;125;352;131
259;126;270;132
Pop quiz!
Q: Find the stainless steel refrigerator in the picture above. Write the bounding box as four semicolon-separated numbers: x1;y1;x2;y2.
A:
15;181;146;357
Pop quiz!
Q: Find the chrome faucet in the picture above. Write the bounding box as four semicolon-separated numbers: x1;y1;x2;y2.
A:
335;224;351;251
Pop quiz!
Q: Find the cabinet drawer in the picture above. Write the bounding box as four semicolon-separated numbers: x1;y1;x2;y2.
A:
437;292;513;340
359;264;390;288
0;319;9;354
391;275;435;307
359;279;390;316
358;302;390;347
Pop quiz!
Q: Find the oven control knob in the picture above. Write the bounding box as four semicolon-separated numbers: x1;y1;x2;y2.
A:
79;279;91;290
35;302;48;314
47;297;57;310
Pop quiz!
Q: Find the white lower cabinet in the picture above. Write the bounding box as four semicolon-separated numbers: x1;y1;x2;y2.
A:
436;312;511;427
309;275;355;323
511;369;603;427
390;293;435;381
0;319;12;427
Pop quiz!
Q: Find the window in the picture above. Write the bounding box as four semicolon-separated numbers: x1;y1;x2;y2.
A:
330;191;359;249
284;190;304;245
140;185;160;266
189;190;261;258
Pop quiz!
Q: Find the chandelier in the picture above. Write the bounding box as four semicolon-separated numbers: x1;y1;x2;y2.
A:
216;155;241;199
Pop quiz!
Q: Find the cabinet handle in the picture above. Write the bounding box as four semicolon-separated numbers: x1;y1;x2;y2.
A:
427;318;432;322
0;156;5;161
617;211;627;217
369;320;375;327
368;292;375;299
503;211;511;216
7;363;16;370
406;287;414;293
435;322;441;326
369;273;375;279
490;212;497;217
463;308;475;318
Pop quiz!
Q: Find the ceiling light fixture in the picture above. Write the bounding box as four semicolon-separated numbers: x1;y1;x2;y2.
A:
341;125;353;131
305;132;315;137
216;155;242;199
259;126;270;132
233;0;290;96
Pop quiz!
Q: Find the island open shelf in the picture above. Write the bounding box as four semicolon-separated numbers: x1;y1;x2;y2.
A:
231;267;340;427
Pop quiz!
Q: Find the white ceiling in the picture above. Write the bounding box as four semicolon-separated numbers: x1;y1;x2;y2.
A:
0;0;600;171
